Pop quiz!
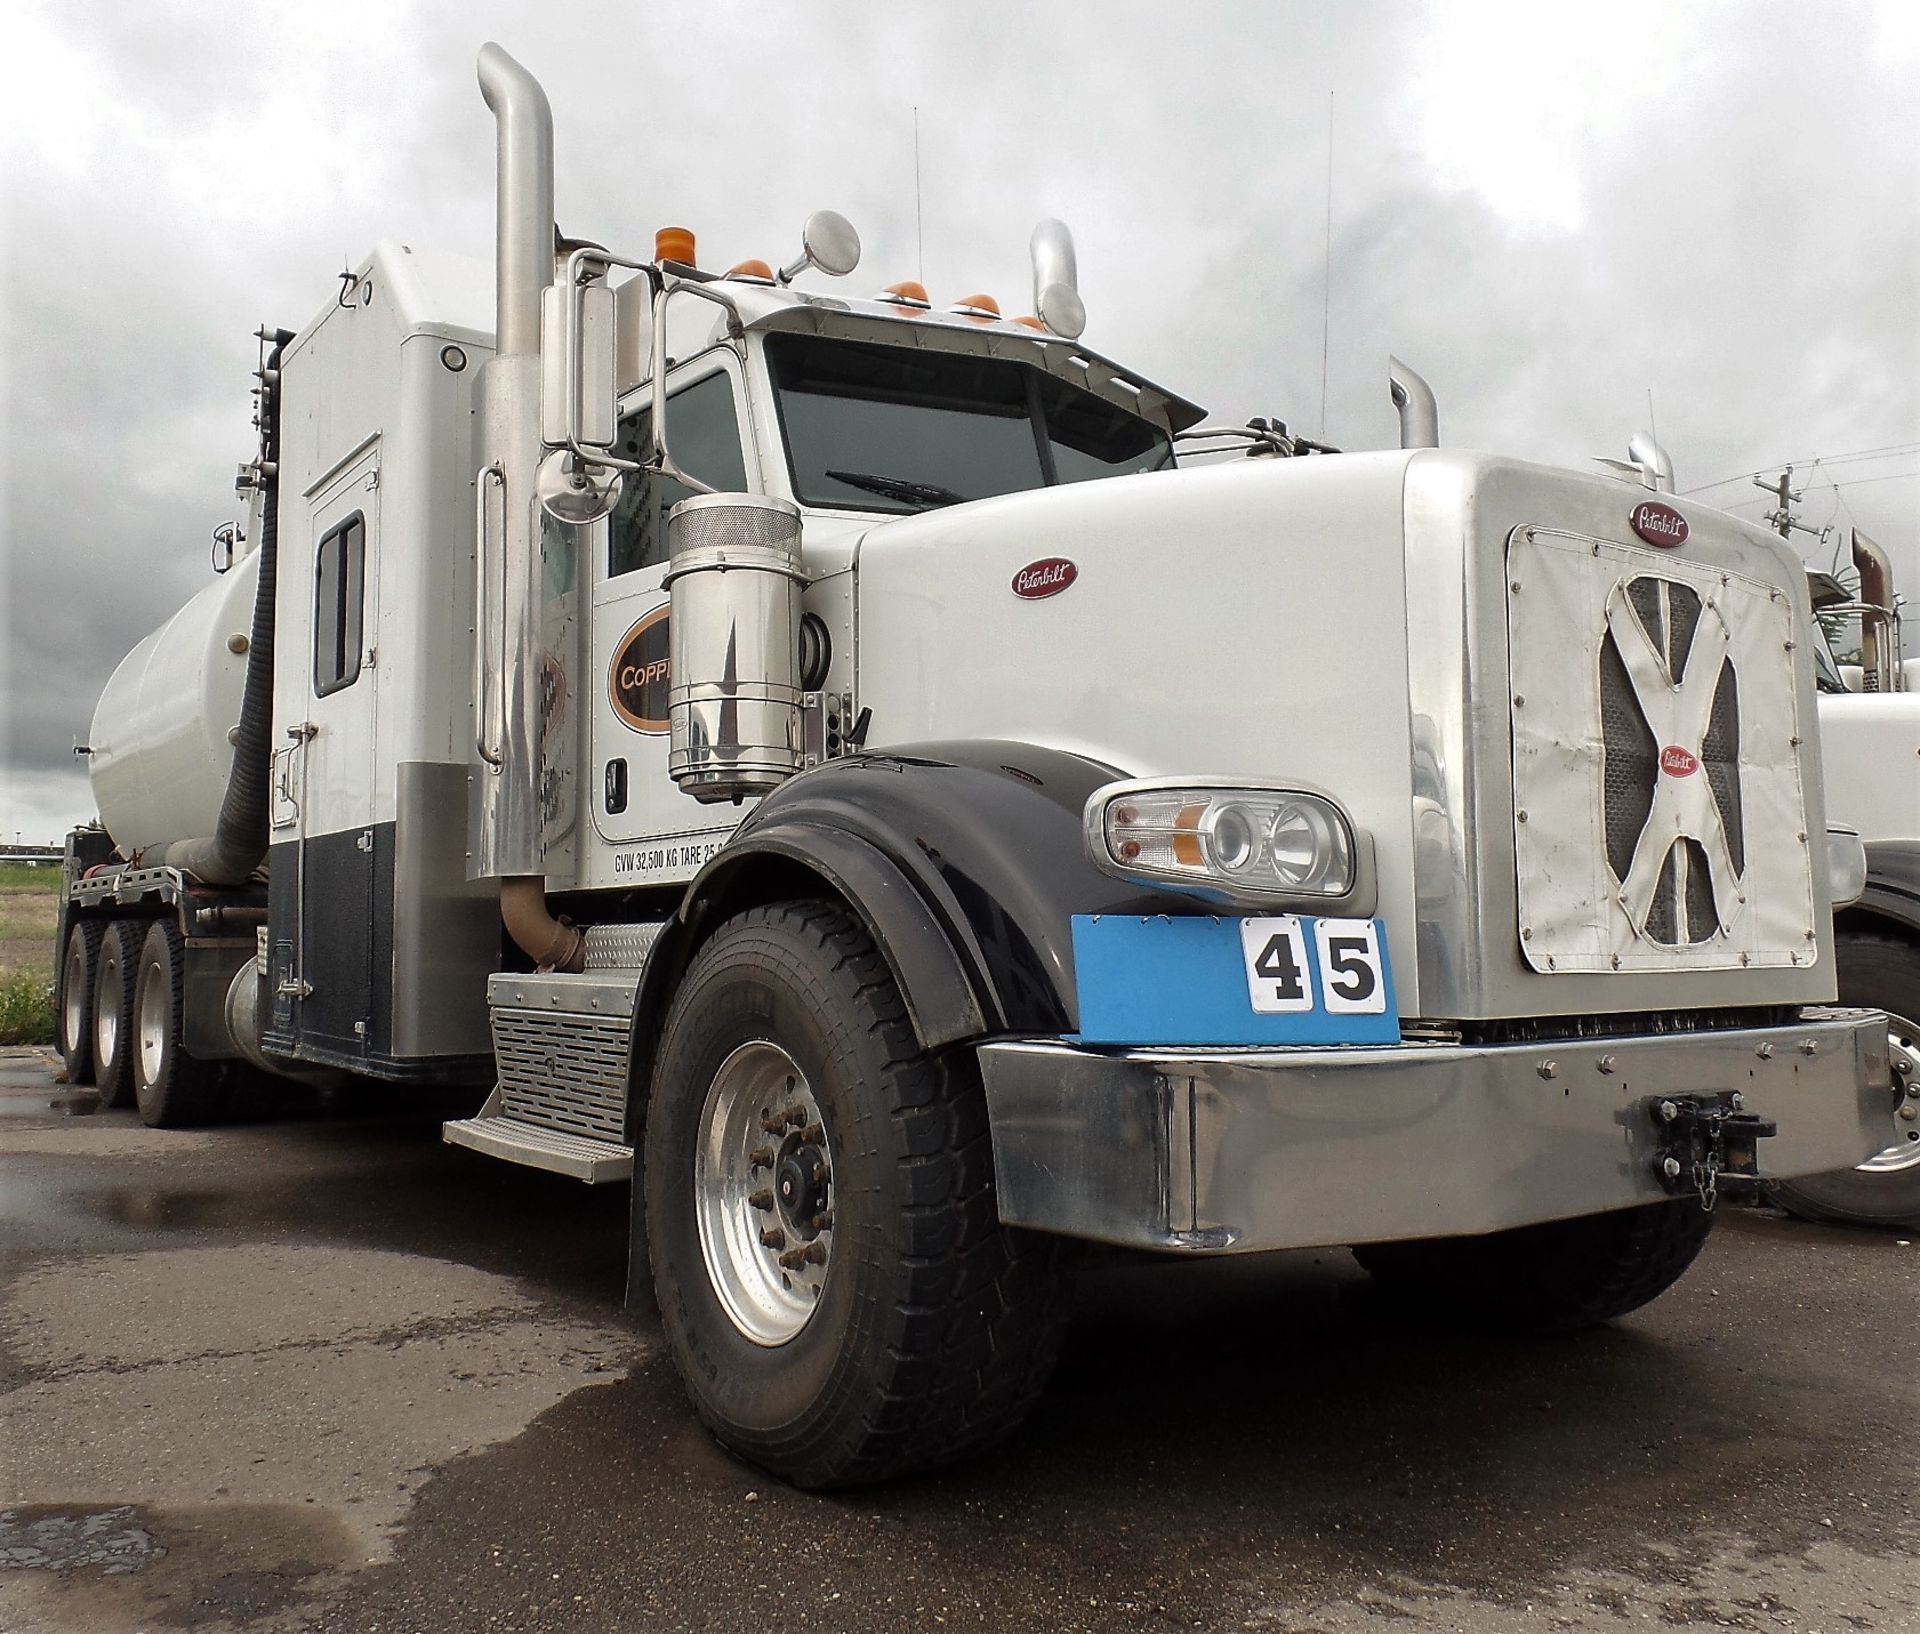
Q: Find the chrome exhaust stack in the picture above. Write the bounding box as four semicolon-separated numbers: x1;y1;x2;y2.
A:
472;43;581;967
1387;357;1439;450
1851;527;1901;693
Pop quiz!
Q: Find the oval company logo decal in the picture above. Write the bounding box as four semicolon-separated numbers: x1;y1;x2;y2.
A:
1012;557;1077;599
1660;744;1701;777
1630;501;1689;549
609;605;671;733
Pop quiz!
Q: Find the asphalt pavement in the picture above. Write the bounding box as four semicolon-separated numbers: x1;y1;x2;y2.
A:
2;1043;1916;1633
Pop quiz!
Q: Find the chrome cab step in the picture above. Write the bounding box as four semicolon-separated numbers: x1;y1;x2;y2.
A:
443;1109;633;1182
442;968;648;1183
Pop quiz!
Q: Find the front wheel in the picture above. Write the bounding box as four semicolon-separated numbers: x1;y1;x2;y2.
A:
644;900;1071;1488
1353;1199;1715;1332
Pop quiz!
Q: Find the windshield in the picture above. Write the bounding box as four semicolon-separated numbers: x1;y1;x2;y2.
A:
766;333;1173;513
1811;619;1852;694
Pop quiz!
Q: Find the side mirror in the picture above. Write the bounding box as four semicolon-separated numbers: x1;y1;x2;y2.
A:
541;279;616;449
538;277;623;524
778;210;861;283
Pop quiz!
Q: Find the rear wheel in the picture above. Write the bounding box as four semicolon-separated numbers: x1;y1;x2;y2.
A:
132;920;227;1128
644;899;1071;1487
1353;1199;1715;1332
58;920;104;1084
1772;932;1920;1227
92;920;142;1109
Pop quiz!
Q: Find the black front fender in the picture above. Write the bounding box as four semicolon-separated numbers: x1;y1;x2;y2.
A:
678;741;1187;1047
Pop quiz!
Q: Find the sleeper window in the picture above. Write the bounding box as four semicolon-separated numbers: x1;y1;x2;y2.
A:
607;370;749;577
314;514;365;696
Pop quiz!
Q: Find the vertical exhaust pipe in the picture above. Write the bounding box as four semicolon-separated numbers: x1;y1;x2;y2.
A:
472;44;581;970
1852;527;1898;693
476;43;554;360
1627;431;1675;494
1388;357;1439;450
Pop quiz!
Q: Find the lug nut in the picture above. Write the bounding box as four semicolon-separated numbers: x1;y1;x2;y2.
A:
778;1246;809;1270
749;1146;774;1170
1899;1104;1918;1123
1537;1061;1558;1081
812;1211;834;1232
759;1228;786;1250
804;1241;828;1266
748;1189;773;1212
801;1123;825;1146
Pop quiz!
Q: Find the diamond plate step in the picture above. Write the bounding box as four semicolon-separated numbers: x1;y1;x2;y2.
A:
443;1114;632;1183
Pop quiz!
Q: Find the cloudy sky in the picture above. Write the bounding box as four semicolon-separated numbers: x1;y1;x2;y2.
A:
2;0;1915;843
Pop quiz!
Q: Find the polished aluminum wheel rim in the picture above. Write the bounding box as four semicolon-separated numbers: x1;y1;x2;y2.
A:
62;942;87;1053
137;954;168;1087
94;944;122;1069
694;1040;834;1346
1858;1009;1920;1175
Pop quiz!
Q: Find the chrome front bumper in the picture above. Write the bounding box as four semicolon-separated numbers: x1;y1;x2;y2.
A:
976;1008;1897;1253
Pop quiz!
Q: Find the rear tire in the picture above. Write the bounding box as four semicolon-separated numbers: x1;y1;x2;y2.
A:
1771;933;1920;1228
1353;1199;1715;1332
644;899;1071;1488
131;920;227;1128
58;920;104;1084
91;920;142;1109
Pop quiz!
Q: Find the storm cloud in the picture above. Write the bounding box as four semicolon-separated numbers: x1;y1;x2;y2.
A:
3;0;1915;840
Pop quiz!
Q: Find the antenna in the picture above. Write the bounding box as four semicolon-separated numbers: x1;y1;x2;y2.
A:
1319;92;1334;439
913;107;925;286
1646;387;1658;448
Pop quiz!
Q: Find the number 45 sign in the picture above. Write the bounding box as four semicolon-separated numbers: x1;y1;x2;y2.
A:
1238;916;1388;1016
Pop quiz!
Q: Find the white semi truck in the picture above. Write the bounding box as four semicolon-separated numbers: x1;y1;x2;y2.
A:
1771;536;1920;1224
53;45;1907;1485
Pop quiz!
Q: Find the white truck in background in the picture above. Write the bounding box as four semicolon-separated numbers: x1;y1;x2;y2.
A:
50;43;1904;1486
1772;535;1920;1224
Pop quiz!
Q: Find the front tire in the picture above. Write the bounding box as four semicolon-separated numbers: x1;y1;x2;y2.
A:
131;920;226;1128
1771;933;1920;1228
644;900;1070;1488
1353;1199;1715;1332
58;920;105;1084
92;920;142;1109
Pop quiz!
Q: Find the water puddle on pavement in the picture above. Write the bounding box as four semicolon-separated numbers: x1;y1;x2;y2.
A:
0;1506;165;1574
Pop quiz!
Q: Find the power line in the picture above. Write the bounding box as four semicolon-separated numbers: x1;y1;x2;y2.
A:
1683;442;1920;495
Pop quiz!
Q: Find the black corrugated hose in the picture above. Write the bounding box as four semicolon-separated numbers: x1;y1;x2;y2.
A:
157;326;295;887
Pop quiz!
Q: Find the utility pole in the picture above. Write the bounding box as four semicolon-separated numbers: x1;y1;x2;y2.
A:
1753;466;1824;543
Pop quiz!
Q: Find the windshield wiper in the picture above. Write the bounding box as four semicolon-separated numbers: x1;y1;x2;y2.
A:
824;469;966;509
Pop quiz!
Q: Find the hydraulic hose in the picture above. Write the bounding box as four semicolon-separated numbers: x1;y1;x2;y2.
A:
154;328;295;886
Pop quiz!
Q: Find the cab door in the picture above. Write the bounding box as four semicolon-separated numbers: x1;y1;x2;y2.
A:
288;446;381;1058
588;353;756;883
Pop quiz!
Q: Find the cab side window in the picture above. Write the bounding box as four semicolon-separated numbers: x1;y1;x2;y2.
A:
607;370;749;577
314;513;365;696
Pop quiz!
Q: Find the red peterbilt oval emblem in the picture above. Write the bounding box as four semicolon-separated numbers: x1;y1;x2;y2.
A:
1012;557;1077;599
1630;501;1689;548
1660;744;1700;777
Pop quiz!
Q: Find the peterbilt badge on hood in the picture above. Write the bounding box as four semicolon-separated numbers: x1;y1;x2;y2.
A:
1012;558;1077;599
1630;501;1689;548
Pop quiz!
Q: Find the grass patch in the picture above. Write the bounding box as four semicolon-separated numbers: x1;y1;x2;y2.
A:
0;968;55;1046
0;862;63;891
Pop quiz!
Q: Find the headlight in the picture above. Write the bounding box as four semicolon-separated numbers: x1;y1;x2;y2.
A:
1090;783;1358;902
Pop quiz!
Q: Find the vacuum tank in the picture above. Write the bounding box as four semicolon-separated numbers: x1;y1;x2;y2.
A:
87;549;257;853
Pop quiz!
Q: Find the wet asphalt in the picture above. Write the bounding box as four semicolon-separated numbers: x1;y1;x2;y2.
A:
2;1043;1917;1634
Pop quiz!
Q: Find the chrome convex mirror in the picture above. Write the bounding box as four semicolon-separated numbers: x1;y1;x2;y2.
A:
778;210;861;283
